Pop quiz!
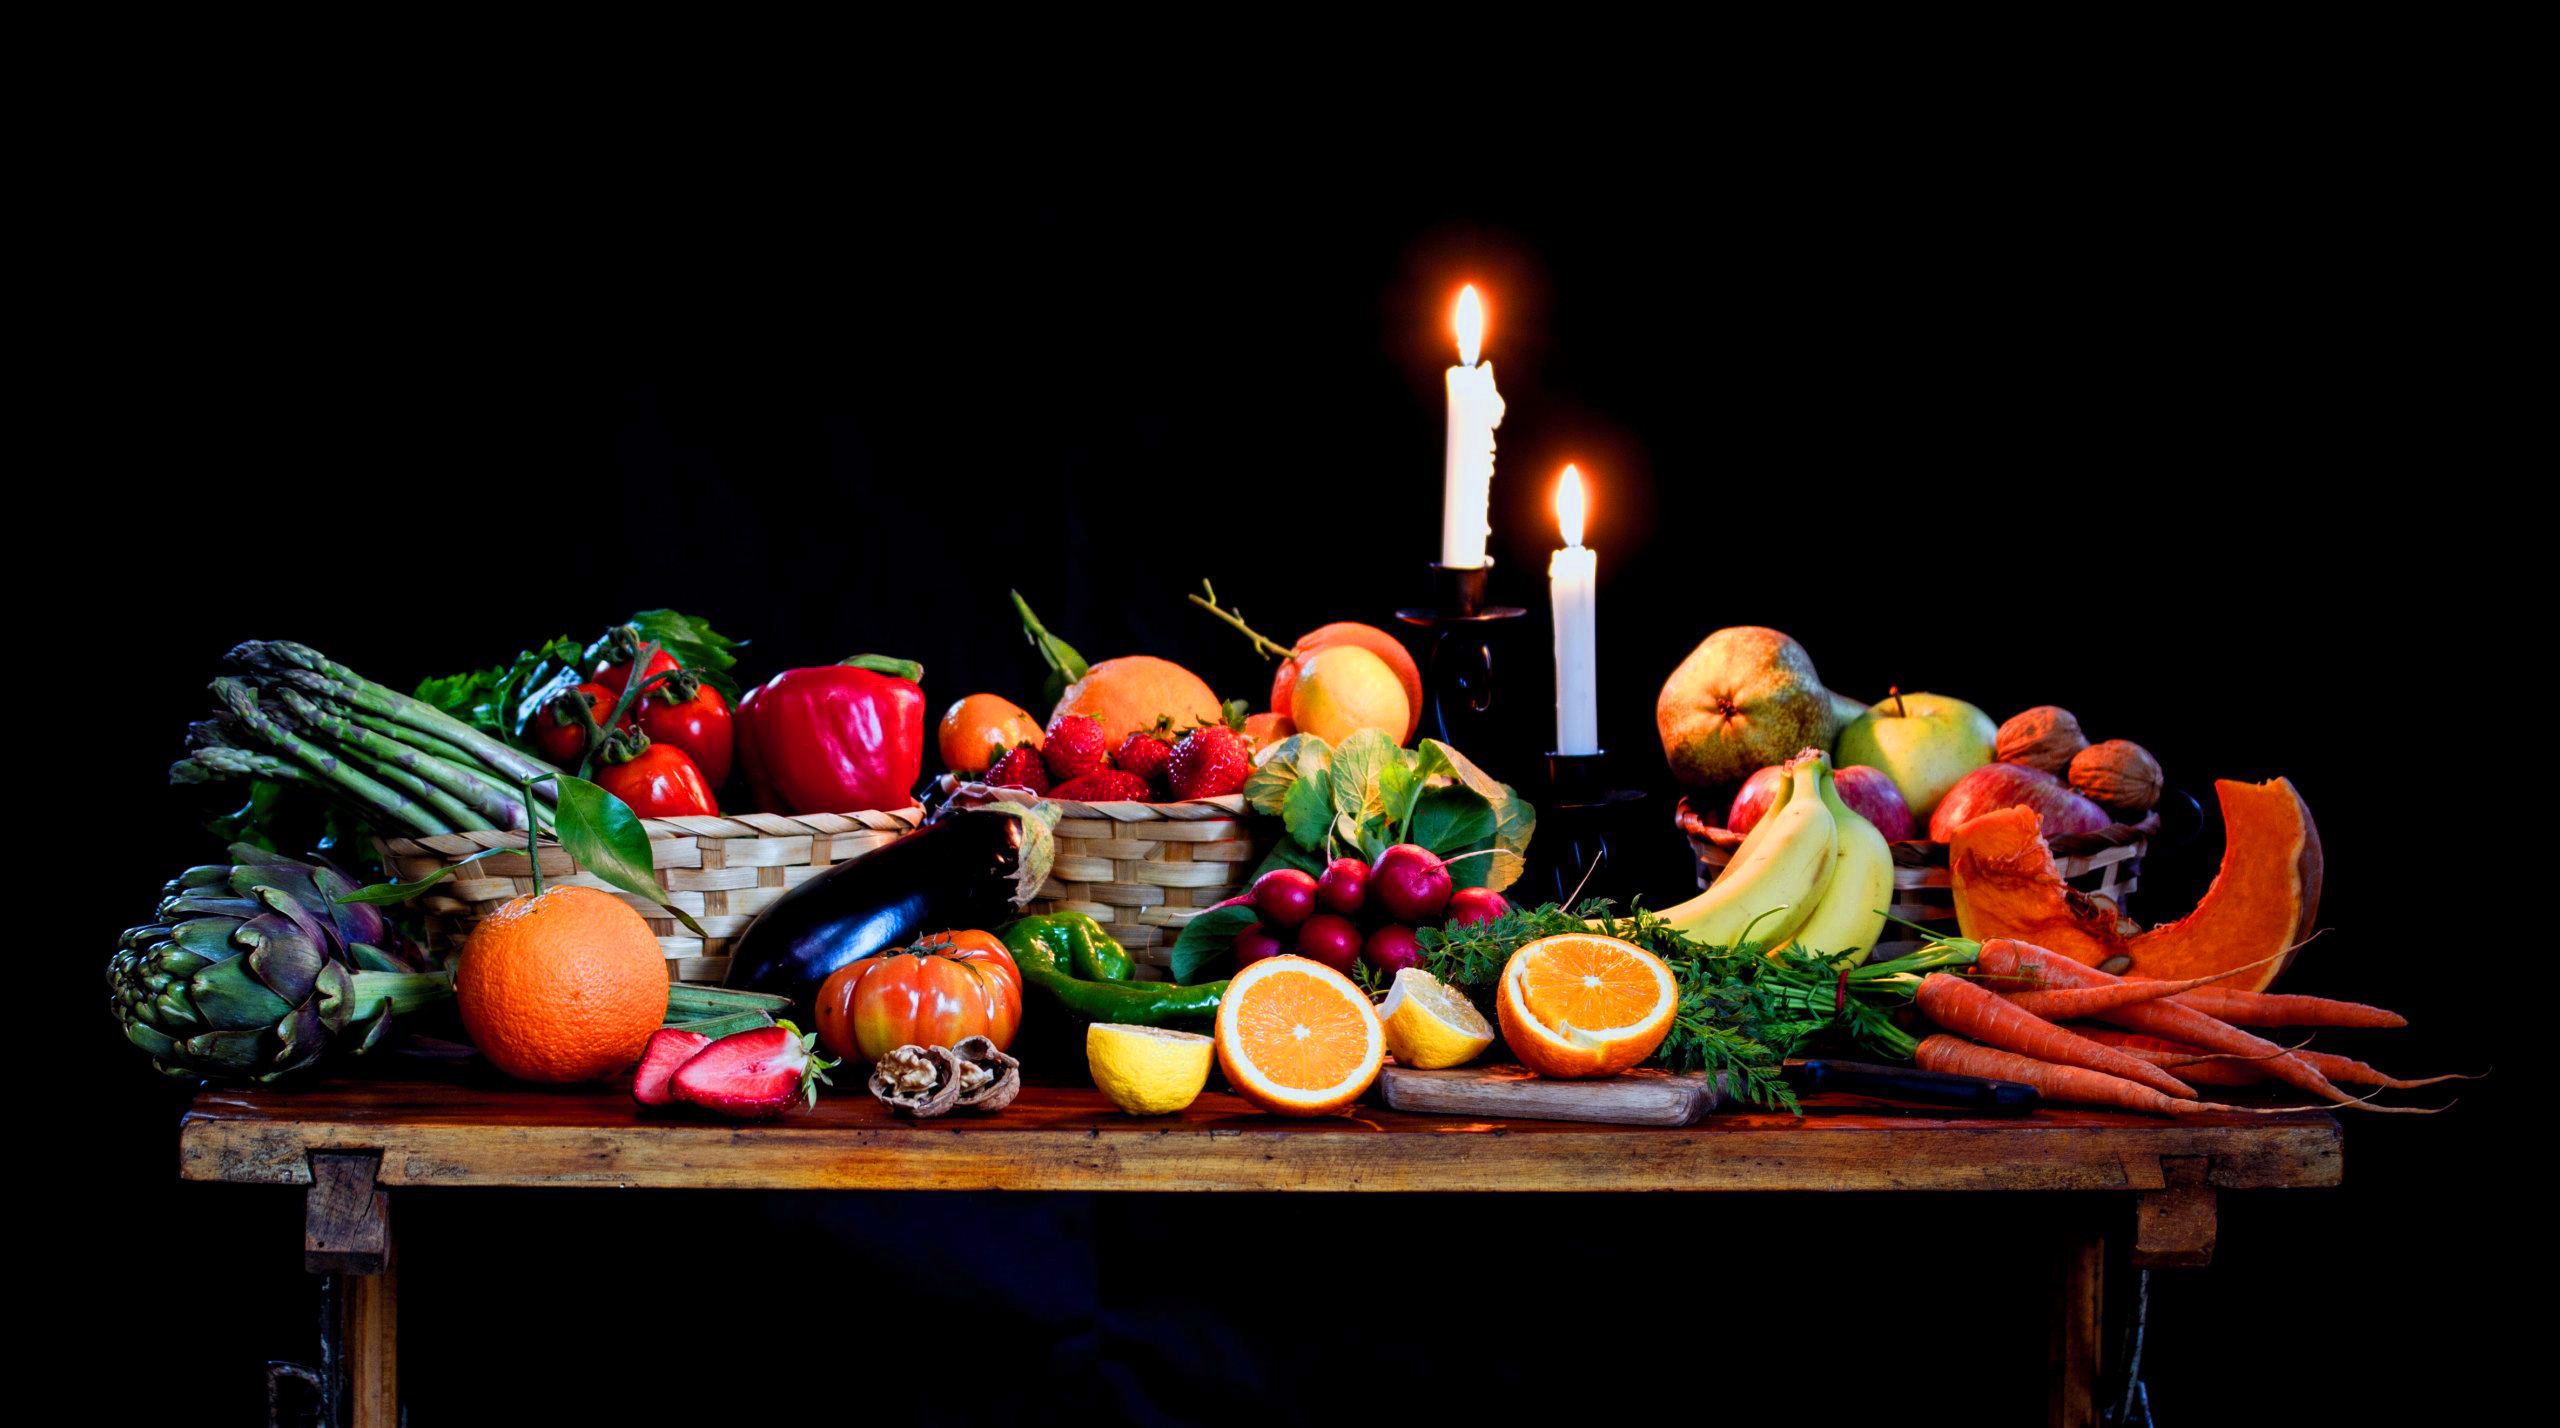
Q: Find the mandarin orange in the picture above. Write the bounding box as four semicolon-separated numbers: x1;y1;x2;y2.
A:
455;886;670;1083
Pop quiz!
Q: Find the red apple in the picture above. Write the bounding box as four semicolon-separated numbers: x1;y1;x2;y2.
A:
1834;764;1917;842
1724;763;1786;835
1928;762;2112;843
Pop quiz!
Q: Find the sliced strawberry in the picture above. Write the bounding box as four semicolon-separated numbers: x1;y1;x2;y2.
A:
1050;769;1155;802
631;1027;713;1107
669;1020;833;1119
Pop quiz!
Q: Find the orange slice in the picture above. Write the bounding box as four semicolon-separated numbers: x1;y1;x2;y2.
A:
1495;933;1678;1079
1213;954;1385;1116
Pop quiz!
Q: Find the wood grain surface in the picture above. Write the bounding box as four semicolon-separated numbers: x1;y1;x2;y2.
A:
179;1062;2341;1195
1378;1064;1723;1126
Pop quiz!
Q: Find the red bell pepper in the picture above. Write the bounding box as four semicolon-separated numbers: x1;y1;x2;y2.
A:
734;656;926;814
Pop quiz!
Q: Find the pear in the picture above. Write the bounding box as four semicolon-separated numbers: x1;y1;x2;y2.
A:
1656;626;1846;788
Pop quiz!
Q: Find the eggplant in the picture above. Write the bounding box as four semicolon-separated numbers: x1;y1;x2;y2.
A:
721;807;1048;1011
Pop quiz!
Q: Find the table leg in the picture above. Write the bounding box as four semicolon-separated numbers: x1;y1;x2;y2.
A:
2047;1223;2105;1428
306;1152;397;1428
2132;1156;2217;1268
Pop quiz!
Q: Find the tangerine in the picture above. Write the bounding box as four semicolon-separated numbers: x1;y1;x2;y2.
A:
455;886;670;1083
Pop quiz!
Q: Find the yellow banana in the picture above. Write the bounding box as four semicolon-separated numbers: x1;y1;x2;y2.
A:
1662;752;1837;949
1778;762;1894;965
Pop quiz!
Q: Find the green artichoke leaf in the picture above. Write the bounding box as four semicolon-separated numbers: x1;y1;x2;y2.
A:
166;918;246;961
122;1019;181;1060
309;959;357;1032
179;1027;270;1074
245;924;327;1005
183;956;297;1029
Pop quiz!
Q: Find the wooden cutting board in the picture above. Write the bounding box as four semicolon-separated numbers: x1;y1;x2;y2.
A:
1377;1063;1725;1126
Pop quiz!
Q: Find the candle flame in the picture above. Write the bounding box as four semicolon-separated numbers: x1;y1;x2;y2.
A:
1453;284;1484;367
1556;464;1586;547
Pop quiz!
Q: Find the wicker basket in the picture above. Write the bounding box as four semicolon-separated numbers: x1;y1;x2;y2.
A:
374;807;924;983
1025;793;1272;978
1676;798;2155;959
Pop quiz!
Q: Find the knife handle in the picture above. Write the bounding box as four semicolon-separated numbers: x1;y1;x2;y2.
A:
1794;1059;2040;1109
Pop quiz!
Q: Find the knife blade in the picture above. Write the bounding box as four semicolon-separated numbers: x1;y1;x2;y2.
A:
1783;1058;2040;1110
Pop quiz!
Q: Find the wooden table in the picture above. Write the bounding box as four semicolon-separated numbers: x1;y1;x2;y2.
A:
181;1072;2340;1428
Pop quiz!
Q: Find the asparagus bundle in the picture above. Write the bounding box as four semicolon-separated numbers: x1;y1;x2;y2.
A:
174;641;566;836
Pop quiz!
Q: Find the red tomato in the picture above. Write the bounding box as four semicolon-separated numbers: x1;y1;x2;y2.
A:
814;929;1022;1063
528;682;619;767
593;743;720;817
593;646;682;699
635;680;734;788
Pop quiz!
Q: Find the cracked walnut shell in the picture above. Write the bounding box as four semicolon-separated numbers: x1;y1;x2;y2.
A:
2069;739;2163;813
1995;706;2088;775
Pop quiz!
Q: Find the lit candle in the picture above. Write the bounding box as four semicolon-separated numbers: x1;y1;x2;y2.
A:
1549;463;1599;755
1439;284;1506;569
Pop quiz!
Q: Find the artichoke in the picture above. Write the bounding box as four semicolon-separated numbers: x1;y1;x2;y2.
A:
109;844;450;1080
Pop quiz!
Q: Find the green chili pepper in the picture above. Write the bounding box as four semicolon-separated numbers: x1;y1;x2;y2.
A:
1000;913;1224;1026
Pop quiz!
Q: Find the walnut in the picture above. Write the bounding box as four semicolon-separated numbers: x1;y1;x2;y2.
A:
1996;706;2088;775
2069;740;2163;814
869;1044;964;1117
948;1036;1021;1112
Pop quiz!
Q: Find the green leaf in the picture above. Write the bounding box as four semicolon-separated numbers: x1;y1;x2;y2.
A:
1169;903;1258;984
336;846;511;905
1011;591;1088;710
1221;697;1250;732
1251;839;1325;881
552;774;707;937
1409;786;1497;854
1282;771;1336;851
629;609;748;702
1376;755;1428;842
1242;733;1328;816
1415;741;1534;892
1328;729;1399;826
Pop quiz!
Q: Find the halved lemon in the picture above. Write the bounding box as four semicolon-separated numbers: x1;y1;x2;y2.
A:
1377;968;1494;1070
1087;1023;1215;1116
1495;933;1678;1079
1213;954;1385;1116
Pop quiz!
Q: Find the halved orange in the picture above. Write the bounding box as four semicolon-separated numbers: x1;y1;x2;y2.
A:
1495;933;1678;1079
1213;954;1385;1116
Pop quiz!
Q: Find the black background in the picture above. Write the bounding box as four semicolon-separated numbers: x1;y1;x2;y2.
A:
60;163;2517;1424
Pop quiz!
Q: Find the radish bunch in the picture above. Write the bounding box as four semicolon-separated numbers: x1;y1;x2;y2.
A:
1233;845;1509;978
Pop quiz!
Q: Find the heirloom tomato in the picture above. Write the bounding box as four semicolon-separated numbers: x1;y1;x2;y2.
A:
814;928;1022;1063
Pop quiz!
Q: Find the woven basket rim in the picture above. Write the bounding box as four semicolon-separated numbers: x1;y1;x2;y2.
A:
376;803;926;854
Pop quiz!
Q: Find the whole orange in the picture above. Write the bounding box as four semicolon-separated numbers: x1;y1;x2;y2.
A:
1269;623;1423;744
1049;656;1222;743
938;692;1043;775
455;886;670;1083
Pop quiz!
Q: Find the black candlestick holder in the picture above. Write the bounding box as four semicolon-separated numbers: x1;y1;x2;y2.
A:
1519;750;1650;911
1395;563;1526;754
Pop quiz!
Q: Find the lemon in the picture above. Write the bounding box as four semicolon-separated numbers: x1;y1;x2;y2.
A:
1376;968;1494;1070
1086;1023;1215;1115
1291;645;1411;747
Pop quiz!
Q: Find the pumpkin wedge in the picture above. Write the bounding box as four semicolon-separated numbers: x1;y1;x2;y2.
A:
1949;778;2322;994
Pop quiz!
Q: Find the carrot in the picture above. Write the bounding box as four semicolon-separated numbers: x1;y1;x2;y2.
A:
1911;972;2198;1099
1914;1036;2240;1116
2158;986;2407;1029
2075;1028;2470;1091
1989;949;2286;1020
1962;939;2382;1108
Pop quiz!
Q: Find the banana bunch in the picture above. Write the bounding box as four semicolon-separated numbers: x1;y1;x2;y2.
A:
1662;750;1895;963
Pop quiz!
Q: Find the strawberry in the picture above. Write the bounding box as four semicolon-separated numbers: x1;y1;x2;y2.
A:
1112;728;1173;794
1166;723;1253;800
631;1027;713;1107
1049;769;1155;802
984;743;1051;795
1042;713;1111;782
668;1020;834;1119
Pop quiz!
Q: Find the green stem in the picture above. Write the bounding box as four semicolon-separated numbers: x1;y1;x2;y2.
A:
333;705;485;767
274;686;537;830
1186;582;1294;660
331;740;492;831
335;970;455;1023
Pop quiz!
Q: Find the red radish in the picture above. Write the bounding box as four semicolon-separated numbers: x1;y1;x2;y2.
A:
1294;913;1363;974
1370;844;1453;924
631;1027;712;1107
1444;887;1510;927
1363;924;1425;975
1234;921;1286;967
669;1021;833;1119
1250;868;1320;928
1316;857;1371;917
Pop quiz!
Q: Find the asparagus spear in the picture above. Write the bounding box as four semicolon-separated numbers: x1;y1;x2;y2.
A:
232;642;565;799
272;685;535;831
207;679;456;835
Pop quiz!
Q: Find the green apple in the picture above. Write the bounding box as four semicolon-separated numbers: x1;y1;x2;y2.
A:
1832;691;1997;819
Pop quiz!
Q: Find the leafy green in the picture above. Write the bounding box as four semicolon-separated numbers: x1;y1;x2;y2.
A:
1169;903;1257;983
1245;732;1532;891
628;609;747;701
414;633;584;742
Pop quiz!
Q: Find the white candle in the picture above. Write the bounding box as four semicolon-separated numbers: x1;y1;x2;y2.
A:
1439;284;1506;569
1549;463;1599;755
